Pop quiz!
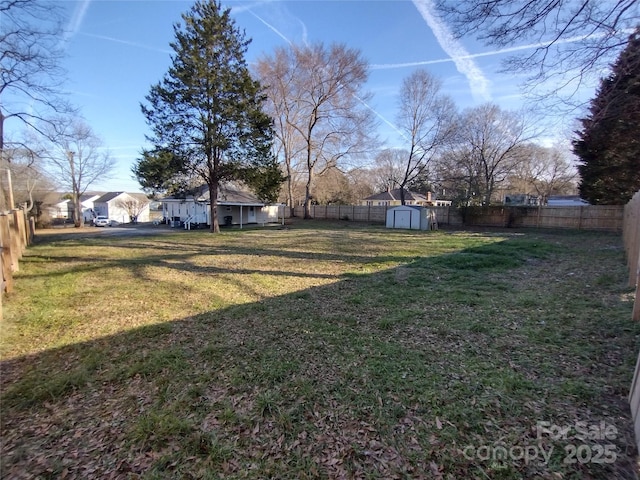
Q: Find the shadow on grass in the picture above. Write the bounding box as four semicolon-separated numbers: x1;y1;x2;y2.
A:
1;230;638;479
21;230;439;283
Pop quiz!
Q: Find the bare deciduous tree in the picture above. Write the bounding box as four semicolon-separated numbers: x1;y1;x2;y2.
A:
41;118;114;227
0;143;54;211
371;148;407;192
115;195;149;223
439;104;533;205
435;0;639;108
434;147;480;206
509;144;578;203
257;43;378;219
255;48;307;212
0;0;71;155
396;70;457;204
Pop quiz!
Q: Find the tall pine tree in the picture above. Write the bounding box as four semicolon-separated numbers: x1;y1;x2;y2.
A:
573;29;640;205
141;0;282;232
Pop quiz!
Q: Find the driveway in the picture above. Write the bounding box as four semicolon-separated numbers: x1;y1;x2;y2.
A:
35;223;177;242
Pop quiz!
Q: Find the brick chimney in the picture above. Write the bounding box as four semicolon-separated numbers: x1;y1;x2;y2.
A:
426;191;432;202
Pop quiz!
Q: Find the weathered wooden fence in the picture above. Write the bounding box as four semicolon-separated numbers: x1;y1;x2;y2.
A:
622;191;640;453
293;204;624;232
0;208;35;321
623;192;640;320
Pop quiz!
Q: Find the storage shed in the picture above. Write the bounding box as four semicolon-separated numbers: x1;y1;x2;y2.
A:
386;205;437;230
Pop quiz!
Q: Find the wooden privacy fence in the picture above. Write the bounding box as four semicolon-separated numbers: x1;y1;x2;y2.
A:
0;208;35;321
622;190;640;453
293;204;624;232
623;191;640;320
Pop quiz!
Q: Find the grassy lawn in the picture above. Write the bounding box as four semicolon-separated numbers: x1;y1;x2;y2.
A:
1;220;638;479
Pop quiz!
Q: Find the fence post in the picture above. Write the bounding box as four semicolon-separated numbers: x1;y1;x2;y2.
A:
0;214;14;293
15;209;26;253
8;211;20;271
29;217;35;244
626;195;640;288
578;206;584;230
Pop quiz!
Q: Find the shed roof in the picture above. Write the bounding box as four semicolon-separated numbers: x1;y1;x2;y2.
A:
387;205;423;210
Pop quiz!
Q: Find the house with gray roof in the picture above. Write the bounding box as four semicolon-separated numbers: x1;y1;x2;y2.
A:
161;184;280;228
362;188;451;207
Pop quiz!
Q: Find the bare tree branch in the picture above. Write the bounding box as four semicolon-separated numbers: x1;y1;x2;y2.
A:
0;0;72;155
38;117;115;227
396;70;457;204
435;0;639;109
257;43;378;218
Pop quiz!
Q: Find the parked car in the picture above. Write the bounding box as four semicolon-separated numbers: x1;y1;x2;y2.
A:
93;216;111;227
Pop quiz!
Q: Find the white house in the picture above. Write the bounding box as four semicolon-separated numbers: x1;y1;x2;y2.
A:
80;193;102;222
49;198;71;219
93;192;151;223
46;193;103;221
162;185;280;228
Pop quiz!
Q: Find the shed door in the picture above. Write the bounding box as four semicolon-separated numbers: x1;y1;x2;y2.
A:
394;210;411;229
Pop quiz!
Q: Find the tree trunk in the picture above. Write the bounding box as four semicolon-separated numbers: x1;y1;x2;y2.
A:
73;191;82;227
399;185;406;206
304;166;313;219
209;181;220;233
485;177;494;206
286;163;294;211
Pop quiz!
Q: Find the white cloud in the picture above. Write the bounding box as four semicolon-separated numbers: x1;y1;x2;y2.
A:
411;0;491;102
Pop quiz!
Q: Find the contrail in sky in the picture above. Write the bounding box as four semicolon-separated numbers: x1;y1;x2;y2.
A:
371;34;599;70
412;0;491;101
79;33;173;54
247;10;292;45
62;0;91;43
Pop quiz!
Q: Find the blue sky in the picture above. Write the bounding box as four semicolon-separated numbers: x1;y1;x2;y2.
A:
18;0;598;192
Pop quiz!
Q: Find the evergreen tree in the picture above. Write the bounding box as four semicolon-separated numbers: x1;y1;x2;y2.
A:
141;0;282;232
132;149;185;198
574;29;640;205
